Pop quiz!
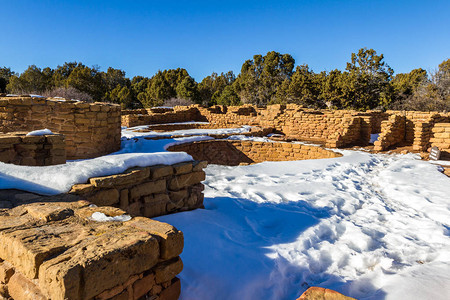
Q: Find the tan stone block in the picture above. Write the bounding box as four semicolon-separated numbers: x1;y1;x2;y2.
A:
143;194;169;218
151;165;174;179
88;189;120;206
130;180;166;200
0;261;14;284
133;273;156;299
173;162;193;174
120;189;129;209
69;183;94;195
154;258;183;284
169;171;205;190
159;277;181;300
8;273;47;300
89;167;150;188
125;217;183;260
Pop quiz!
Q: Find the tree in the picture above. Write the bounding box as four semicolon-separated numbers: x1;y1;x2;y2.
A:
285;64;321;107
344;48;394;109
0;67;15;93
234;51;295;105
6;65;53;94
176;76;199;103
198;71;236;105
391;68;427;100
215;85;241;106
66;64;104;100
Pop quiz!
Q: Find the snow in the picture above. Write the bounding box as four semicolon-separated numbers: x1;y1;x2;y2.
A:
26;128;54;136
0;152;193;195
1;124;450;299
157;150;450;300
121;125;252;139
90;212;132;222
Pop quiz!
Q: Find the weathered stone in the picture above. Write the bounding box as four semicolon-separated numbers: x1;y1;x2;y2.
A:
169;171;206;190
89;167;150;188
159;277;181;300
133;273;156;299
130;180;166;200
297;287;356;300
0;261;14;284
88;188;120;206
7;273;47;300
150;165;174;179
154;258;183;284
144;194;169;218
172;162;193;174
125;217;183;260
193;160;208;171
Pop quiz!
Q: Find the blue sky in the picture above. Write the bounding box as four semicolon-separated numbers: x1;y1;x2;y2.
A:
1;0;449;81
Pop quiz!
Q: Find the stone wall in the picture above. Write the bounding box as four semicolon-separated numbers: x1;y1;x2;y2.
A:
373;115;406;151
122;107;200;127
69;161;207;218
167;140;342;166
0;201;183;300
0;133;65;166
0;96;121;159
430;123;450;159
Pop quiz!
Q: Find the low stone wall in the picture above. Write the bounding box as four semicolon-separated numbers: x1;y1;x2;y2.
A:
430;123;450;159
122;107;200;127
0;201;183;300
70;161;207;218
0;96;121;160
167;140;341;166
374;115;406;151
0;133;65;166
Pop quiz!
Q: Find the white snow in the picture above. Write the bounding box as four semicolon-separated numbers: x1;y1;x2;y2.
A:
0;152;193;195
157;150;450;300
26;128;54;136
121;125;252;139
1;124;450;299
90;212;132;222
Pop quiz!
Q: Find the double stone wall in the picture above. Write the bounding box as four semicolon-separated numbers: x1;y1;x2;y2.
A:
0;96;121;160
0;201;183;300
69;161;207;218
0;133;65;166
168;140;342;166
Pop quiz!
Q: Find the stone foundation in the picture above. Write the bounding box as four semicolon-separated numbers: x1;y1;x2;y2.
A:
167;140;342;166
70;161;207;218
430;123;450;159
374;115;406;151
0;132;65;166
0;96;121;160
0;201;183;300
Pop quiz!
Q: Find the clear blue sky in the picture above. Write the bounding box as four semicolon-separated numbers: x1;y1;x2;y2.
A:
1;0;449;81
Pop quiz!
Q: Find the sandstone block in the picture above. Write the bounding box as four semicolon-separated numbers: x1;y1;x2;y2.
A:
297;286;356;300
133;273;156;299
151;165;174;179
169;171;205;190
159;277;181;300
130;180;166;200
154;258;183;284
89;167;150;188
8;273;47;300
88;188;120;206
0;261;14;284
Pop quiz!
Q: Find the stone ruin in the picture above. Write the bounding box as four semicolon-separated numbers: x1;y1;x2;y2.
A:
1;95;450;299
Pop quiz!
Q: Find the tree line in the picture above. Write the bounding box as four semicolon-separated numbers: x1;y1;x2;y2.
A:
1;48;448;111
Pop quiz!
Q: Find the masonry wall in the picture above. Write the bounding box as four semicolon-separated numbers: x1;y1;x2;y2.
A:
69;160;207;218
167;140;342;166
0;96;121;159
122;107;200;127
430;123;450;159
373;115;406;151
0;133;65;166
0;201;183;300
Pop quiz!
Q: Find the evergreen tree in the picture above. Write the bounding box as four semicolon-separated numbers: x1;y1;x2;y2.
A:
176;76;199;103
0;67;15;93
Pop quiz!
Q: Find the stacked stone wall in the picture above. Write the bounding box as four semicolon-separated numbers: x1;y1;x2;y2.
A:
0;133;65;166
167;140;341;166
0;96;121;160
69;161;207;218
122;107;200;127
430;123;450;159
0;201;183;300
373;115;406;151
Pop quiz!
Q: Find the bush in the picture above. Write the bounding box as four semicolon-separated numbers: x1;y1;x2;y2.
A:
42;87;93;102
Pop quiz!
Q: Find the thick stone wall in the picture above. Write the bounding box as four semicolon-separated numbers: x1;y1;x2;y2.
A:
69;161;207;218
373;115;406;151
0;96;121;159
0;133;65;166
122;107;200;127
0;201;183;300
167;140;342;166
430;123;450;159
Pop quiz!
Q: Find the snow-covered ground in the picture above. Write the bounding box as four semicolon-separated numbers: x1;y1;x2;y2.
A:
157;151;450;300
1;126;449;299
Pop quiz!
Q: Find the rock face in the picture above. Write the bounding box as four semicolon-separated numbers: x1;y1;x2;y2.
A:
297;287;356;300
70;161;206;219
0;201;183;300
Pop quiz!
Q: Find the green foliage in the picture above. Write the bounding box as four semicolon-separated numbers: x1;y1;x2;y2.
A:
215;85;241;106
391;68;427;99
176;76;199;103
234;51;295;106
0;67;15;93
6;65;53;94
198;71;236;105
